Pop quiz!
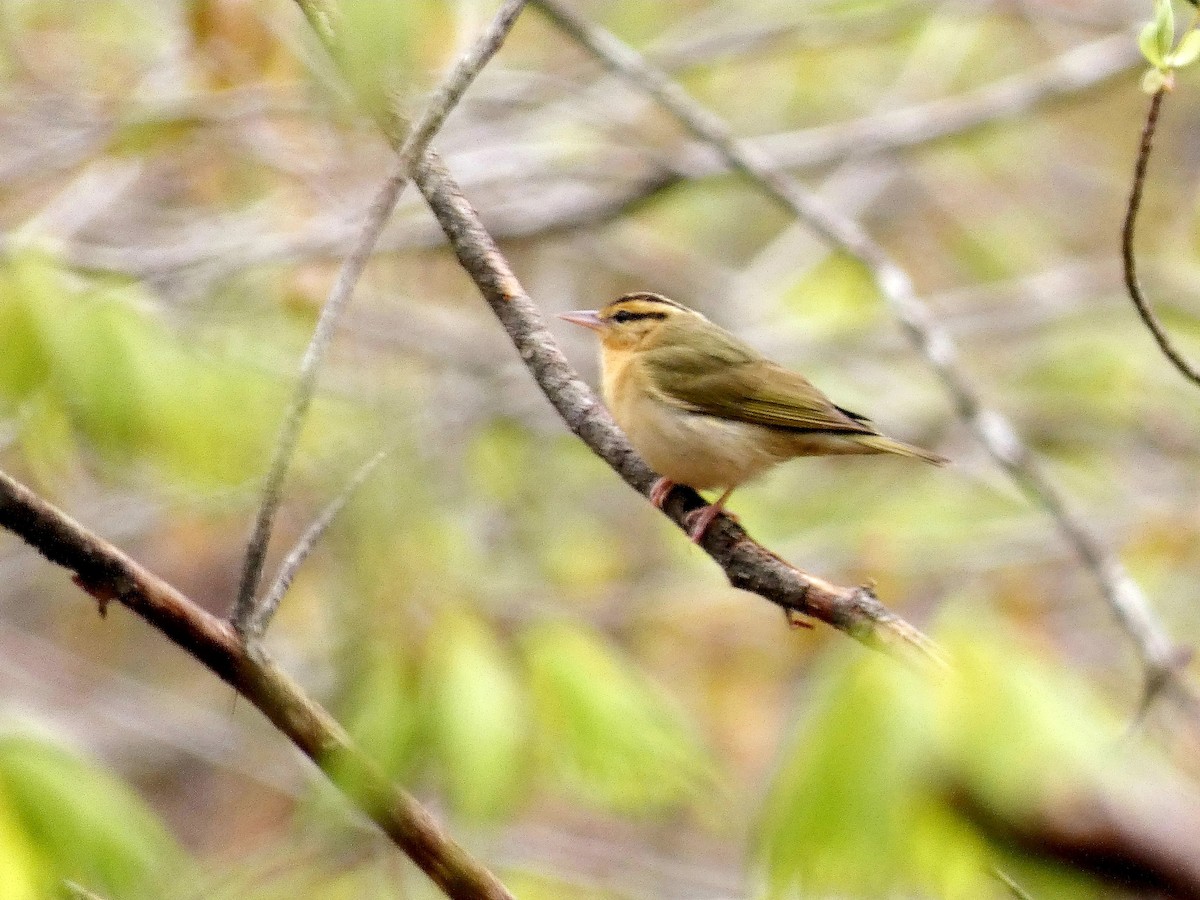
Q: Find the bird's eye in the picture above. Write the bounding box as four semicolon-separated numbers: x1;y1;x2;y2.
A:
611;310;635;323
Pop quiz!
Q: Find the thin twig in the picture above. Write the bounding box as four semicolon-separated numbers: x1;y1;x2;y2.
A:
1120;87;1200;387
0;469;514;900
248;446;391;639
231;0;530;636
991;867;1037;900
529;0;1182;688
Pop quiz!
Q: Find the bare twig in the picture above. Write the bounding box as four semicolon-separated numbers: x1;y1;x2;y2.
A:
991;868;1037;900
248;446;391;639
1120;87;1200;387
0;468;514;900
696;30;1139;175
231;0;530;636
408;151;943;668
529;0;1182;688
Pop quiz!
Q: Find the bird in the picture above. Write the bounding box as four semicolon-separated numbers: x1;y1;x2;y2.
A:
559;291;946;543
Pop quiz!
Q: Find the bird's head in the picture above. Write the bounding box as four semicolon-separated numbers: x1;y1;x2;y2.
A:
558;292;704;352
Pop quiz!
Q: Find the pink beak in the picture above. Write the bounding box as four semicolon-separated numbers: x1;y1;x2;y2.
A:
558;310;605;332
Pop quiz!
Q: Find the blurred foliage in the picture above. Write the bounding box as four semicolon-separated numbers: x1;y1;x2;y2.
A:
0;732;184;898
757;623;1183;898
0;252;292;492
0;0;1199;898
522;621;716;814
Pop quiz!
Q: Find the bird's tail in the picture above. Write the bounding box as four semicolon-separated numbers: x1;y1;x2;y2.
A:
857;434;948;466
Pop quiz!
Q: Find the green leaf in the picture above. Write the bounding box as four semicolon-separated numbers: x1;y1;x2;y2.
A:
16;391;78;494
756;655;978;897
0;251;336;488
758;625;1139;898
0;734;183;896
1168;28;1200;67
423;611;529;821
1156;0;1175;60
1140;20;1165;66
339;644;420;781
1140;0;1175;67
0;787;45;900
523;622;714;813
1142;66;1169;93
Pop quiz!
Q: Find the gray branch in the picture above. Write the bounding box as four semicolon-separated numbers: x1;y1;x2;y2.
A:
248;446;392;640
407;149;943;667
528;0;1182;690
231;0;531;637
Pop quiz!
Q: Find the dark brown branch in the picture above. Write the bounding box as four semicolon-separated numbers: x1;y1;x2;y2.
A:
952;781;1200;900
1120;87;1200;388
0;469;514;900
408;151;942;667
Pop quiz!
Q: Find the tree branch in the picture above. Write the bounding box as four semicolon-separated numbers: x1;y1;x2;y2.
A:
283;0;941;664
232;0;530;637
250;446;392;638
0;468;514;900
528;0;1183;695
1120;87;1200;388
952;780;1200;900
407;151;943;667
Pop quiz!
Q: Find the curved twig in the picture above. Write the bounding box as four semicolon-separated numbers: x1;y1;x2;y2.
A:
1120;87;1200;387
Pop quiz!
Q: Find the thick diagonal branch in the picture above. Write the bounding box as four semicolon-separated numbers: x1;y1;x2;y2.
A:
0;468;513;900
285;1;940;663
408;151;941;668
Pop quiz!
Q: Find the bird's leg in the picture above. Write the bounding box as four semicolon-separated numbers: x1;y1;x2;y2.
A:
684;487;735;544
649;477;675;509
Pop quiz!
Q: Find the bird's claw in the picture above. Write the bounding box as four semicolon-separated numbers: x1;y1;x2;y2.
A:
649;477;675;509
683;504;738;544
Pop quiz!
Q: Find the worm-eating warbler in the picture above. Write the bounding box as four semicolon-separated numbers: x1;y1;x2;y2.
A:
560;292;946;542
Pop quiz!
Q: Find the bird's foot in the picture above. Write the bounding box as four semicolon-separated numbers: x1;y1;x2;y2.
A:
683;504;738;544
649;477;675;509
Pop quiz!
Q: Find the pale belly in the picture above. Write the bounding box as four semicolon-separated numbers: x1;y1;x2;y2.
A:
619;397;789;490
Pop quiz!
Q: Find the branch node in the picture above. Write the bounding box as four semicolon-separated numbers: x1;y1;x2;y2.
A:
72;573;115;618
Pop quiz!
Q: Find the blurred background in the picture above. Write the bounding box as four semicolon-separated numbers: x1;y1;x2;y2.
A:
2;0;1200;897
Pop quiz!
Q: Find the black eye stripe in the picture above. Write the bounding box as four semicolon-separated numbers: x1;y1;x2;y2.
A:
611;310;667;323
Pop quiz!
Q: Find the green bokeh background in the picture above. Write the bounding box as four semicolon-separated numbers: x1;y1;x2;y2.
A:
1;0;1199;897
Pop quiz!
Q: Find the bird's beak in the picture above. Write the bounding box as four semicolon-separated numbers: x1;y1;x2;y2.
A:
558;310;605;332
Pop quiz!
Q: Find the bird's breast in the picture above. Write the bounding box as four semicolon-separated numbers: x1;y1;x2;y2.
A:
601;349;787;490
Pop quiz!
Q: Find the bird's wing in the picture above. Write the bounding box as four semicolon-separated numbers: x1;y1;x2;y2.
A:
643;334;876;435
